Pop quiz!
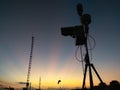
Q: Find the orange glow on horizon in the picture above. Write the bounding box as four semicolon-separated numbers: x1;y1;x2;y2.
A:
1;43;120;89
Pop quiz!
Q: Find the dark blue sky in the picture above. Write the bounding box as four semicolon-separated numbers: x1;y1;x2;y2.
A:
0;0;120;88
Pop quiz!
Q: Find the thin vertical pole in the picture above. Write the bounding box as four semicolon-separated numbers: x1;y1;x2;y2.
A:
39;77;41;90
26;36;34;90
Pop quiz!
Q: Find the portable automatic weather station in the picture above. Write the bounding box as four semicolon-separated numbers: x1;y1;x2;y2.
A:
61;3;104;90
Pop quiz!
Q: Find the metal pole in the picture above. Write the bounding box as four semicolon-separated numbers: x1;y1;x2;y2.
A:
26;36;34;90
91;64;103;83
82;64;88;89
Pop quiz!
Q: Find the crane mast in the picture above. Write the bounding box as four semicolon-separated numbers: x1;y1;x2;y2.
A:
26;36;34;90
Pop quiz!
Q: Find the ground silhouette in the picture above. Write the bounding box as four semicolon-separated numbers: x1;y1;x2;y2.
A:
71;80;120;90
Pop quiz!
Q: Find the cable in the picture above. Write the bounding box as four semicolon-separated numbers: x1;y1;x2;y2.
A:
74;34;96;87
75;46;85;81
75;46;84;70
88;37;93;61
80;46;85;76
75;46;83;62
88;35;96;61
88;35;96;50
75;45;86;88
75;46;81;62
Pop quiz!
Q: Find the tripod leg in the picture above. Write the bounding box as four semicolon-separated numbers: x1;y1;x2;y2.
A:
89;64;94;90
91;64;103;83
82;64;88;89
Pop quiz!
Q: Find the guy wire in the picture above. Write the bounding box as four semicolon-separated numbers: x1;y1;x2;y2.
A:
88;35;96;50
75;46;83;62
80;46;85;76
88;35;96;61
75;46;85;79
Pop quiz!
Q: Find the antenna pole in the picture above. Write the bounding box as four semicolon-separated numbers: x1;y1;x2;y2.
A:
39;77;41;90
26;36;34;90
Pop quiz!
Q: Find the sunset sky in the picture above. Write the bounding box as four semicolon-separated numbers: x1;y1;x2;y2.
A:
0;0;120;89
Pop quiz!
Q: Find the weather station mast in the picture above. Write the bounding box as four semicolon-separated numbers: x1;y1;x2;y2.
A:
61;3;104;90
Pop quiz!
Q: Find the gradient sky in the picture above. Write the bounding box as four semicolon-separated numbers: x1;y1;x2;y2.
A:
0;0;120;89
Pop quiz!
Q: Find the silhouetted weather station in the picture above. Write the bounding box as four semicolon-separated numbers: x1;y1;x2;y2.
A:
1;1;120;90
61;3;104;90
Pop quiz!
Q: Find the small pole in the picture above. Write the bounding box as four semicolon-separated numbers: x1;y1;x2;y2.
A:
39;77;41;90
